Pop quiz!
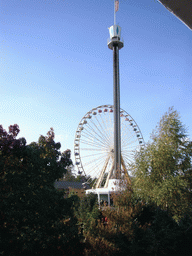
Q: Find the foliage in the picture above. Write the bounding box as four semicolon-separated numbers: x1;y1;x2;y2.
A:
61;166;97;188
80;183;192;256
80;186;140;256
132;107;192;220
0;125;82;255
75;107;192;255
131;205;178;256
76;193;101;234
130;205;192;256
60;150;76;181
176;215;192;255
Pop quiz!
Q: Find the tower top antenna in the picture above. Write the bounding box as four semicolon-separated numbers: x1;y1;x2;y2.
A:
114;0;119;25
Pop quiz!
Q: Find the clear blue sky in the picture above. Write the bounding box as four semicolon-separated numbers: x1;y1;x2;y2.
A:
1;0;192;171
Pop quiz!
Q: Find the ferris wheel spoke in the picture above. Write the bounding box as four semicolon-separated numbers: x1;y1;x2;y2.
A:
121;127;135;140
121;128;133;137
83;156;110;177
93;114;108;137
122;143;137;151
99;112;113;142
80;137;109;150
122;139;136;148
122;149;137;156
122;138;138;147
121;134;136;143
81;127;111;149
84;149;110;166
80;151;107;159
83;123;105;143
92;115;112;145
122;131;138;142
122;148;136;155
121;153;135;163
86;157;108;171
89;158;112;179
80;142;109;153
85;121;111;147
121;156;134;166
81;148;108;152
100;112;110;132
122;146;139;154
122;143;138;151
83;156;107;168
88;117;110;144
122;151;135;159
121;134;135;146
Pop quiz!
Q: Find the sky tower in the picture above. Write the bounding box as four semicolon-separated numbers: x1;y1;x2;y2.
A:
85;0;141;205
108;0;124;178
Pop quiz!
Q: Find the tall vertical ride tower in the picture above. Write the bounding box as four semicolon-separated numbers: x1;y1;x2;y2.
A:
107;1;124;178
84;1;144;204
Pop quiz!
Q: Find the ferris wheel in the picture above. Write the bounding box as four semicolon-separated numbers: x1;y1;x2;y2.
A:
74;105;144;188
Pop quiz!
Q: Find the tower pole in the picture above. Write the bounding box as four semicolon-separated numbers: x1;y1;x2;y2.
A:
114;0;116;25
108;0;123;179
113;43;121;177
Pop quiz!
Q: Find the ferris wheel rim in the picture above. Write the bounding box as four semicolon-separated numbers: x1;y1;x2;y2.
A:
74;105;144;182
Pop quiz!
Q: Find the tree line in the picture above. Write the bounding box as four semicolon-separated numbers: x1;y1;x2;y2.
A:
0;107;192;255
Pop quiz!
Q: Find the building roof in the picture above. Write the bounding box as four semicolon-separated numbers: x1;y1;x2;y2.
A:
54;180;90;190
158;0;192;30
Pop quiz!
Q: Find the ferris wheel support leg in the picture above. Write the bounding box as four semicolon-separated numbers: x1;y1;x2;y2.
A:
104;160;114;188
121;155;132;185
95;155;110;188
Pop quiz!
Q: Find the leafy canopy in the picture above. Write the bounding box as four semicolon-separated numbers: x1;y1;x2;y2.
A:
132;107;192;220
0;125;79;255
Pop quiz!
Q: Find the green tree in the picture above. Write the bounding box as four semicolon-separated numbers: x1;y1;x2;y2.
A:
58;149;76;181
131;205;179;256
0;125;81;255
77;193;101;231
132;107;192;220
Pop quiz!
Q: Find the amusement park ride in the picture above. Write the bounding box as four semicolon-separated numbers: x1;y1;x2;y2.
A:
74;1;192;205
74;0;144;205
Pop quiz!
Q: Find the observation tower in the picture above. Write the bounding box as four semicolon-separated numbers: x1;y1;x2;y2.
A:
74;1;144;206
107;4;124;179
85;0;126;205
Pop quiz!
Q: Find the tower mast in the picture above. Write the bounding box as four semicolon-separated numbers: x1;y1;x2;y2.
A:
108;0;124;178
114;0;116;25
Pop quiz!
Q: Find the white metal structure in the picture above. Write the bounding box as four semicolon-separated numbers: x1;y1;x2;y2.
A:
74;105;144;188
86;179;126;206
